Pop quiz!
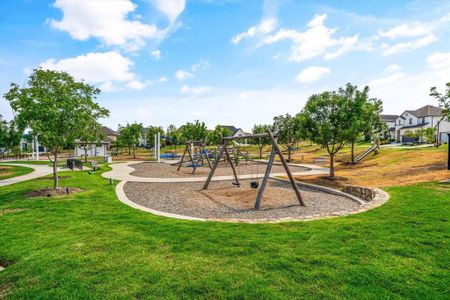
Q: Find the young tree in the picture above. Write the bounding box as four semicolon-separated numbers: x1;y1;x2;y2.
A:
251;124;271;158
207;125;232;145
430;82;450;145
78;121;105;162
179;120;208;143
145;126;164;146
118;123;143;159
297;91;352;178
0;118;22;158
273;114;299;161
165;124;178;146
4;69;109;189
338;83;384;163
424;127;437;144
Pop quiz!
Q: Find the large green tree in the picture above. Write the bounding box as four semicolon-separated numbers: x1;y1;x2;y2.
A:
273;114;299;161
4;68;109;189
207;125;232;146
118;123;143;159
339;83;384;163
178;120;208;143
297;91;353;178
145;126;165;146
430;82;450;146
251;124;271;158
0;117;22;159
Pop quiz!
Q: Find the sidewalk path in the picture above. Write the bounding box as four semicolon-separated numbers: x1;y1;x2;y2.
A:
0;163;53;187
102;161;329;183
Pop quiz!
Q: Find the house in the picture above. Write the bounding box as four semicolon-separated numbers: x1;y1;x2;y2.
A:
101;126;118;143
382;105;450;143
379;115;398;140
73;126;117;159
220;125;248;138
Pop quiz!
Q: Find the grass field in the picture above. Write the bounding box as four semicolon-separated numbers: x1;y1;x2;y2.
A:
0;167;449;298
0;165;33;180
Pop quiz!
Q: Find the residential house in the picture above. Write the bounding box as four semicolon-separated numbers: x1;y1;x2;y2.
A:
74;126;117;159
379;115;398;140
220;125;249;138
382;105;450;143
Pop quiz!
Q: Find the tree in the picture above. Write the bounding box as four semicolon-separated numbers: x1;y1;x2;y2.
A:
297;91;352;178
4;69;109;189
338;84;384;163
251;124;271;158
273;114;299;161
403;130;417;139
0;117;22;159
207;125;232;146
423;127;436;144
145;126;164;146
179;120;208;143
430;82;450;146
78;120;105;162
165;124;178;146
118;123;143;159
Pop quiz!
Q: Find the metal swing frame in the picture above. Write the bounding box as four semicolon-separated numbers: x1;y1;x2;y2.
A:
203;129;305;209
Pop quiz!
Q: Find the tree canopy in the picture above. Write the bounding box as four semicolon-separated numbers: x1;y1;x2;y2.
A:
178;120;208;143
3;68;109;188
251;124;271;158
118;122;143;158
430;82;450;118
207;125;232;145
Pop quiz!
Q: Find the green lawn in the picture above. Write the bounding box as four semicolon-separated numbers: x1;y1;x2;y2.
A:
0;165;33;180
0;169;449;299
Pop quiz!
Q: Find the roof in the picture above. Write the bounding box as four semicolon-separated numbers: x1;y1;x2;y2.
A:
401;123;429;129
401;105;443;118
101;126;118;136
220;125;240;135
380;114;398;122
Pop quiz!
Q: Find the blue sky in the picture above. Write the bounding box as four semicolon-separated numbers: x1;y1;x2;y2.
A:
1;0;450;131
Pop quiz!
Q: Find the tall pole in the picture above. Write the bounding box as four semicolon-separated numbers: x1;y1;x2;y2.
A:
154;134;157;160
157;132;161;163
36;135;39;161
447;134;450;170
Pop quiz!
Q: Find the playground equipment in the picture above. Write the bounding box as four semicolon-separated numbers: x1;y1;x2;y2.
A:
203;129;305;209
177;141;212;174
355;144;380;162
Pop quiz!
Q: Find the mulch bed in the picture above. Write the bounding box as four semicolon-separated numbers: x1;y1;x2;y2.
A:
129;161;309;178
123;179;361;220
26;187;83;198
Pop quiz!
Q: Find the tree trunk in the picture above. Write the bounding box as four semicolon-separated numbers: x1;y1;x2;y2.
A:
133;147;136;159
329;153;335;178
53;152;59;189
84;146;88;163
351;142;355;163
128;147;131;155
288;148;291;162
259;145;263;159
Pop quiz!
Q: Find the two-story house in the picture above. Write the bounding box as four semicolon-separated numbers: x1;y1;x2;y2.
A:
388;105;449;143
379;115;398;140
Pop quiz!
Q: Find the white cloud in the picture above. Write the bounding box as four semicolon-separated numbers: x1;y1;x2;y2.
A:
175;70;194;80
49;0;164;51
150;50;161;60
159;76;168;82
234;14;365;62
426;52;450;69
378;23;432;39
367;52;450;114
385;64;402;73
231;18;277;44
295;66;330;84
151;0;185;24
39;51;144;91
180;85;211;95
381;34;437;56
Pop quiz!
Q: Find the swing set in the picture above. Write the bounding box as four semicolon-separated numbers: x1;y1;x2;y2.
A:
177;141;212;174
203;129;305;209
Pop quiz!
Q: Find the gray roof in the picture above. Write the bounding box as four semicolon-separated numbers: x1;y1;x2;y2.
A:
403;105;443;118
380;114;398;122
220;125;240;135
101;126;118;136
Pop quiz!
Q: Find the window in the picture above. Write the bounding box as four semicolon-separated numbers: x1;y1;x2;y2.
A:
409;118;412;125
422;117;425;123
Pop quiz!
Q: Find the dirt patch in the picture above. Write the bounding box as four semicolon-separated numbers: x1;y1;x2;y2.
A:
0;282;14;299
0;208;27;216
0;166;13;177
26;187;83;198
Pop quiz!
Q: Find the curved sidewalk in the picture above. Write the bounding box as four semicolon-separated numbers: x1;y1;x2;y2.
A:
0;163;53;187
101;161;329;183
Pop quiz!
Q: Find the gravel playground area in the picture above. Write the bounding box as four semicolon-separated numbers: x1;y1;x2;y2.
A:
123;179;361;220
129;161;310;178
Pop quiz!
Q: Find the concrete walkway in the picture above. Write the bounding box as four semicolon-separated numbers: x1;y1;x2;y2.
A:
101;161;329;183
0;163;53;187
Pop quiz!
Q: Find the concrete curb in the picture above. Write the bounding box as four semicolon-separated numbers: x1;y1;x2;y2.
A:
115;177;390;224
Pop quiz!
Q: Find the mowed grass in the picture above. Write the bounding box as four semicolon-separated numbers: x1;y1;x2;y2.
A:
0;165;33;180
0;169;449;299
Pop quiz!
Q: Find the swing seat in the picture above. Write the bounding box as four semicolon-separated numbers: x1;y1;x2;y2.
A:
250;181;259;189
186;163;202;168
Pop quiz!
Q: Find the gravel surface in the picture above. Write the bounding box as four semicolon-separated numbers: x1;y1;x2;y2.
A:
123;179;361;220
129;161;310;178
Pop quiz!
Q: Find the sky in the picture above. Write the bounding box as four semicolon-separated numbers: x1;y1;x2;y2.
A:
1;0;450;132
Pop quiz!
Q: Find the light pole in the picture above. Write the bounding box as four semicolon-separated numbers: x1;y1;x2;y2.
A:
447;133;450;170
